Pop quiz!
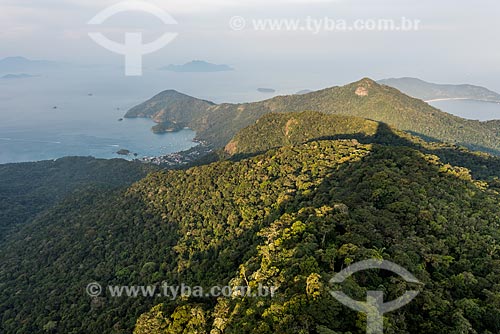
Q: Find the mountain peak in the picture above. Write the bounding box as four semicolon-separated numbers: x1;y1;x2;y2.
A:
125;89;215;124
349;78;378;96
354;77;377;86
157;89;186;97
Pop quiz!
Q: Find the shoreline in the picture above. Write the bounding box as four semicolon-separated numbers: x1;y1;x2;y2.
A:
0;143;214;167
425;97;500;103
137;141;214;166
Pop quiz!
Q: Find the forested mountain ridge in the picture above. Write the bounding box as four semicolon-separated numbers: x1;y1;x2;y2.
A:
2;122;500;333
135;138;500;334
224;111;380;155
125;78;500;154
224;111;500;182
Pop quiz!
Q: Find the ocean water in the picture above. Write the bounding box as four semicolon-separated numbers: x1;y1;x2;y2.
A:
2;67;500;164
429;99;500;121
0;66;314;164
0;71;199;164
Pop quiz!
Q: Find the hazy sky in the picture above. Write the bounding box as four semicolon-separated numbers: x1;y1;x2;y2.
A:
1;0;499;88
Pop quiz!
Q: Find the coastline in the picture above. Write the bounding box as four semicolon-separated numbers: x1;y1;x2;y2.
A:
137;141;214;167
425;97;500;103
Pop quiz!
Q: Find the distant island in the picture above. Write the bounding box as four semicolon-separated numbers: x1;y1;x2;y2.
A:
378;77;500;103
295;89;313;95
116;149;131;156
1;73;38;79
257;88;276;93
160;60;234;73
0;56;62;73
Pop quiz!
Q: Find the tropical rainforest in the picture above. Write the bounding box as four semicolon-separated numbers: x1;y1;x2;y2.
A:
2;81;500;333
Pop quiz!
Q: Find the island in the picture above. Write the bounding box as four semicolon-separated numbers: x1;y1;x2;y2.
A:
378;77;500;103
116;149;131;156
160;60;234;73
0;56;62;72
1;73;38;79
257;88;276;93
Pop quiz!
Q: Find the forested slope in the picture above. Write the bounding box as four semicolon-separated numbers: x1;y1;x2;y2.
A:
2;125;500;333
0;157;156;241
225;111;500;182
126;78;500;155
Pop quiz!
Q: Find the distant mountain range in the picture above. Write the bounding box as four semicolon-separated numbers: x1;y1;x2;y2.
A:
378;77;500;102
160;60;234;72
125;78;500;155
1;73;38;79
0;56;63;73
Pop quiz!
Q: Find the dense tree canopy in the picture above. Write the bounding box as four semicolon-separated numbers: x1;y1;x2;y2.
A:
0;156;156;242
2;122;500;333
126;78;500;155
